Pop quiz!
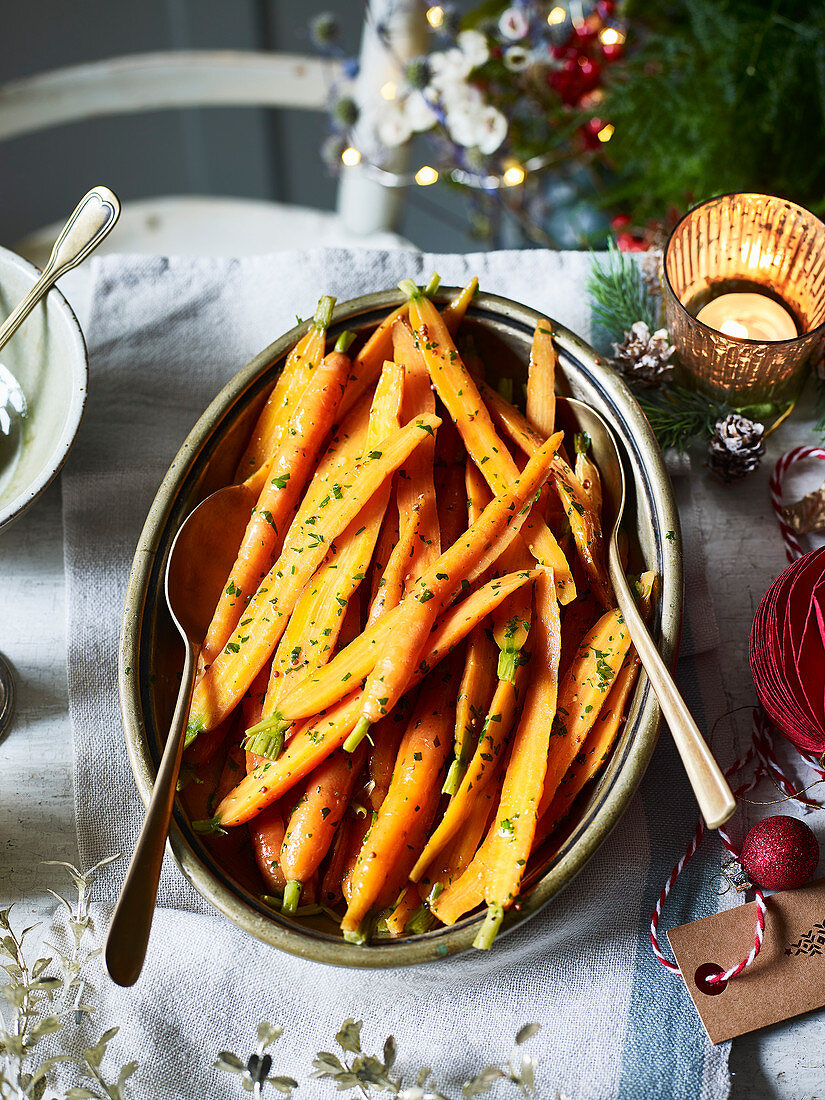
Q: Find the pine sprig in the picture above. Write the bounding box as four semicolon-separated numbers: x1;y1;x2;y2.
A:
636;385;734;453
586;243;658;347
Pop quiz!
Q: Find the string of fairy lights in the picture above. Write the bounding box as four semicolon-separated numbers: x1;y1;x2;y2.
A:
337;2;626;192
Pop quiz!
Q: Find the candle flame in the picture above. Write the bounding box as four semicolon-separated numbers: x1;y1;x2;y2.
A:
720;319;749;338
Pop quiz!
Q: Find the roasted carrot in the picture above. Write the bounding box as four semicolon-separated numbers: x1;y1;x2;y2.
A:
542;605;631;813
412;661;527;884
535;572;654;836
340;660;457;937
245;360;404;755
471;567;561;948
442;461;497;797
400;279;575;605
336;272;468;421
390;319;441;580
202;345;352;665
250;803;288;893
575;434;603;515
525;318;556;437
320;809;359;906
441;277;478;331
279;744;366;912
385;884;423;936
236;296;335;481
186;412;440;741
347;430;565;750
480;380;612;609
210;567;538;827
268;432;562;735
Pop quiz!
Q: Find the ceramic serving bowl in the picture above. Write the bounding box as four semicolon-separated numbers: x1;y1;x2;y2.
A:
0;244;88;531
120;288;683;967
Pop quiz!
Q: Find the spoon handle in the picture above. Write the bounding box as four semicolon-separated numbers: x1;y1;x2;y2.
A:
0;186;120;355
105;637;198;987
609;547;736;830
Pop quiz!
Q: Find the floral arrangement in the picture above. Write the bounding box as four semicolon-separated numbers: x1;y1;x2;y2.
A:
311;0;624;246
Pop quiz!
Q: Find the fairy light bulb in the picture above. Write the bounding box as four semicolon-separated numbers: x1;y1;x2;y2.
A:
502;163;525;187
599;27;626;46
341;147;361;167
380;81;397;101
597;123;615;143
547;6;567;25
415;165;439;186
426;5;444;28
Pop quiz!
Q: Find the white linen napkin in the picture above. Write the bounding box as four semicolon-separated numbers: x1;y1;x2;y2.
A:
60;249;730;1100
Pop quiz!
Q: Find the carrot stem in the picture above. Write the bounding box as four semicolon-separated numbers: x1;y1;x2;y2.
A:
474;903;503;950
282;879;302;914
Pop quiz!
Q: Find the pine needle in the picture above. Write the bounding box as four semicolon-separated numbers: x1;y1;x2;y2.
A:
586;242;657;344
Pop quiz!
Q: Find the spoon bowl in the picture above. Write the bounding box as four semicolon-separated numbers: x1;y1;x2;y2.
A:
105;480;254;986
558;397;736;829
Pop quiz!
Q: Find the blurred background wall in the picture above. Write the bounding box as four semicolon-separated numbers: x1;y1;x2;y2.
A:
0;0;471;251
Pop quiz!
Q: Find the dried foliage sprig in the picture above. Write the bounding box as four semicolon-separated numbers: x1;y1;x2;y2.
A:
0;855;136;1100
218;1016;542;1099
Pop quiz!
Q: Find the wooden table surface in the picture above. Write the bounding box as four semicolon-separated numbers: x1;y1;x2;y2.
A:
1;265;823;1099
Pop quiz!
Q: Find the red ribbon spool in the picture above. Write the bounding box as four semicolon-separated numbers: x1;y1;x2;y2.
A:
749;546;825;757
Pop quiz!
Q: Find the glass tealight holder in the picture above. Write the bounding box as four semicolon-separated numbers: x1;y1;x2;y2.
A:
662;193;825;404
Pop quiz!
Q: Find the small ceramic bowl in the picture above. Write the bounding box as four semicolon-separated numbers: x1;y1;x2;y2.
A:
0;244;88;531
120;289;683;967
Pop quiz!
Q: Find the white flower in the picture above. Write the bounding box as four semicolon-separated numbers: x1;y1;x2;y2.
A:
498;7;530;40
376;103;412;147
503;45;530;71
457;29;489;68
429;47;474;91
447;102;508;155
403;90;438;133
440;80;483;114
475;105;508;154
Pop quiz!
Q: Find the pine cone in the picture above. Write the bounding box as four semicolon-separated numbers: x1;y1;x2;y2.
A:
707;414;765;482
611;321;675;386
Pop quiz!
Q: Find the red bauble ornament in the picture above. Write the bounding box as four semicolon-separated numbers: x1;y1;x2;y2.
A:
740;815;820;890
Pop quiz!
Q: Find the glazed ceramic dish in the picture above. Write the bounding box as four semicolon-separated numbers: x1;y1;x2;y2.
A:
0;244;88;530
120;288;683;967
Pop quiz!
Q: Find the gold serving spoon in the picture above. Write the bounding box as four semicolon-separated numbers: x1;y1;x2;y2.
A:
105;482;254;986
558;397;736;829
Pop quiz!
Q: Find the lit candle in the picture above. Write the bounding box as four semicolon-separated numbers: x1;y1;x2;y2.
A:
696;292;798;342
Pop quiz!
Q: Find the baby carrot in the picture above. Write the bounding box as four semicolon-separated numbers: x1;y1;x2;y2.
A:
525;318;556;437
186;412;441;740
412;661;528;884
348;430;564;750
269;432;562;734
480;381;612;610
385;885;423;937
341;660;457;936
535;573;653;835
279;744;366;913
250;803;288;894
211;567;537;826
202;343;352;665
442;461;497;797
400;278;575;606
440;277;478;331
246;360;404;755
236;296;335;480
474;568;562;949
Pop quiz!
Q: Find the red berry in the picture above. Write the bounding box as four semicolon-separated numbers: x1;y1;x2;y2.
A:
610;213;632;229
740;815;820;891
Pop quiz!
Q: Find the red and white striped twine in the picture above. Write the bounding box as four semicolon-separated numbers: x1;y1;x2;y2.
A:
769;446;825;561
652;446;825;984
650;709;773;983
